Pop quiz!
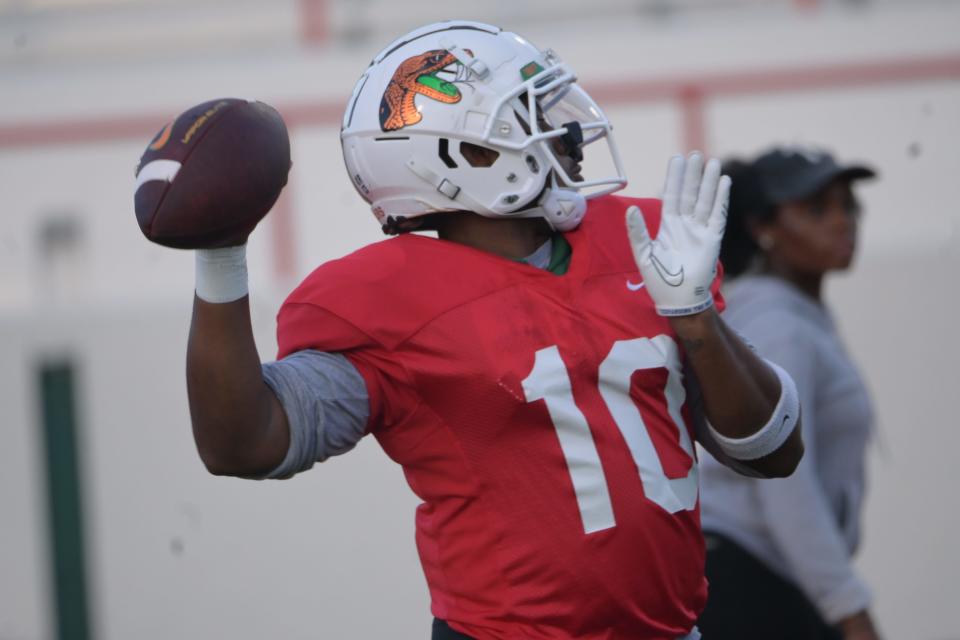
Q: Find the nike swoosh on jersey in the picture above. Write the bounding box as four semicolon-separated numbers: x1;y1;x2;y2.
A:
626;280;645;291
650;254;684;287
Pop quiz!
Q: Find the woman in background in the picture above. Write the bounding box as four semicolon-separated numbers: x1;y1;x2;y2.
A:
697;147;881;640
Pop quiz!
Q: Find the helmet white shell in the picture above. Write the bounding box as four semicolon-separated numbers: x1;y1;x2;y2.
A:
341;20;627;231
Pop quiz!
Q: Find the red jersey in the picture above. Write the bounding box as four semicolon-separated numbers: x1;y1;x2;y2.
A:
277;195;725;639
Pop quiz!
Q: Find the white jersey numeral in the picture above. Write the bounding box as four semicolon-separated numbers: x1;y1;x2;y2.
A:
521;335;696;534
522;346;616;534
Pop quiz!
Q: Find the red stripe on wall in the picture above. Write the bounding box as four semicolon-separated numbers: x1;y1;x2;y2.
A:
3;53;959;276
300;0;328;47
3;54;958;151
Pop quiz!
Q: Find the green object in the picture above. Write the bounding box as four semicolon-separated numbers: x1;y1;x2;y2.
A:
416;74;459;97
547;233;572;275
39;362;91;640
520;61;545;81
517;233;573;275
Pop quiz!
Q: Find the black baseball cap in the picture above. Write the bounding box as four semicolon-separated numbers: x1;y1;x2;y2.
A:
752;147;877;204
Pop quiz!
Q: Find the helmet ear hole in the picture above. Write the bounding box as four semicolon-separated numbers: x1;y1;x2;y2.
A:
460;142;500;168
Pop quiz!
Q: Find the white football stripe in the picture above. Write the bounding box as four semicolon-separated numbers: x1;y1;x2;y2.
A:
135;159;181;191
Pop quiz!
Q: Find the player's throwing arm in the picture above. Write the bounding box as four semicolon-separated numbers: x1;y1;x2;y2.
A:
133;98;294;476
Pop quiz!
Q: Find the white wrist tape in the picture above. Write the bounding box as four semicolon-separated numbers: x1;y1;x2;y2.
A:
195;245;248;303
708;360;800;461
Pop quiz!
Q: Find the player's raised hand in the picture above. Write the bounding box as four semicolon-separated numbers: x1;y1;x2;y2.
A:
625;152;730;316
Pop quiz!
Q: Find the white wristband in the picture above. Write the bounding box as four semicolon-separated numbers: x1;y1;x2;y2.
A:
708;360;800;461
195;245;248;303
656;294;715;317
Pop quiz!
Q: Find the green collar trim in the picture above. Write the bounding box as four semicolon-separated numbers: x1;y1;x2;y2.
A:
546;233;572;275
515;233;572;275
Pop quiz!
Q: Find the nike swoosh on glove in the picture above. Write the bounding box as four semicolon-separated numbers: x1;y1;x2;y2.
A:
626;152;730;316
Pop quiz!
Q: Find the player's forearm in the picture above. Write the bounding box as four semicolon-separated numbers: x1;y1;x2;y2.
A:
186;295;289;475
671;307;803;476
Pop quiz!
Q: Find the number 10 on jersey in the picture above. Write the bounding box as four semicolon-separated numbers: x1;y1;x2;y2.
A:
521;335;698;534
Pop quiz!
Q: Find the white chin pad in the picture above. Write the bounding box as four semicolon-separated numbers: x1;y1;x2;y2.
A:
534;187;587;231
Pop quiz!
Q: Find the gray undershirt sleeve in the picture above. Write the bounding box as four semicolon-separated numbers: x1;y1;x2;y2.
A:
258;350;370;479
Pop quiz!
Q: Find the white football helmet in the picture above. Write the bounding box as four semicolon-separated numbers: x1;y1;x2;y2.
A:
340;20;628;233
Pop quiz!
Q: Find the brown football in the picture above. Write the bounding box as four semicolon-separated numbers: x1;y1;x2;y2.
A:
134;98;291;249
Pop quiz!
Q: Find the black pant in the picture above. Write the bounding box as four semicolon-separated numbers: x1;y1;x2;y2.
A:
698;532;842;640
432;618;475;640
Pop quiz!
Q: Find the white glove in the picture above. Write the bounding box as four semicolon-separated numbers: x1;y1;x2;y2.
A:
626;152;730;316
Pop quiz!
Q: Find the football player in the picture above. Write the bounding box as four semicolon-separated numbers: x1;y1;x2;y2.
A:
185;21;804;640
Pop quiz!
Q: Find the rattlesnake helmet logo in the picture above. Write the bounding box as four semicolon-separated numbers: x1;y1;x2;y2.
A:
379;50;466;132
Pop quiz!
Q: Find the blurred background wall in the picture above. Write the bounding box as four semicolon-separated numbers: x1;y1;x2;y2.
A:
1;1;958;638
